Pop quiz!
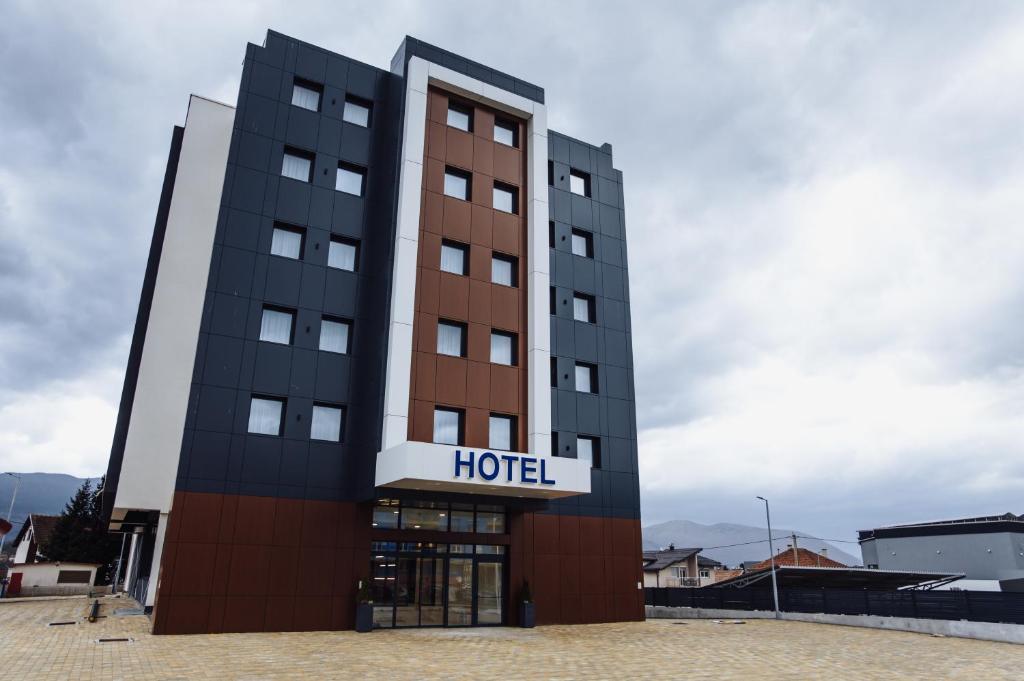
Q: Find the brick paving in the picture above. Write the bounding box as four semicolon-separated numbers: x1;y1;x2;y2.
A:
1;595;1021;679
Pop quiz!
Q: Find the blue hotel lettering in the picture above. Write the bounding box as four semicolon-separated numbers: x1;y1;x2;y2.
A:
454;450;556;485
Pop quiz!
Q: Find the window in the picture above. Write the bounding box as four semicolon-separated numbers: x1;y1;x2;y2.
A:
328;237;358;271
433;407;463;445
494;119;517;147
573;293;596;323
343;96;372;127
248;396;283;436
447;102;472;131
672;567;687;579
291;79;322;112
260;307;293;345
548;220;555;248
493;182;517;214
437;320;466;357
311;404;344;441
548;160;554;186
319;318;351;354
476;507;505;533
56;570;91;584
571;229;593;258
700;569;711;579
551;431;559;457
491;254;516;287
549;286;557;315
282;148;313;182
444;167;471;200
336;163;366;196
575;363;597;393
570;169;591;197
440;241;468;275
271;224;304;260
490;331;515;365
577;435;600;467
489;414;515;451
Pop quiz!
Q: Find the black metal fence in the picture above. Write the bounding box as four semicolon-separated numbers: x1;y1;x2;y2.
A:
645;587;1024;626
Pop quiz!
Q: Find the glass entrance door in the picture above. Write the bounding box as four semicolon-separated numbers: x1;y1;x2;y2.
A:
395;557;444;627
476;561;503;624
446;557;474;626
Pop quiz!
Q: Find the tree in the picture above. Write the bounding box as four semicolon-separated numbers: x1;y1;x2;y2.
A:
42;477;121;584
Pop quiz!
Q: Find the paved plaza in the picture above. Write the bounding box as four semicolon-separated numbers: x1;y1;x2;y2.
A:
2;595;1021;680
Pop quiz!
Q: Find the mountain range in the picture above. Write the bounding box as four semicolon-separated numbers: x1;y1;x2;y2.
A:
642;519;859;567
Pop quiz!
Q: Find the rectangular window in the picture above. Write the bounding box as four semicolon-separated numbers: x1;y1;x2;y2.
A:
343;96;372;127
490;331;515;365
336;163;366;196
248;396;283;436
547;160;554;187
551;431;559;457
476;508;505;533
56;570;91;584
491;254;516;287
577;435;600;467
550;357;558;387
494;119;517;147
575;363;597;393
444;167;471;200
328;237;358;271
550;286;557;315
437;320;466;357
700;569;711;579
493;182;517;214
311;404;344;441
271;225;304;260
401;505;448;531
571;229;593;258
319;318;351;354
573;293;596;323
488;414;515;451
433;407;463;445
291;79;322;112
447;102;472;131
570;169;591;197
548;220;555;248
259;307;294;345
440;241;468;275
282;148;313;182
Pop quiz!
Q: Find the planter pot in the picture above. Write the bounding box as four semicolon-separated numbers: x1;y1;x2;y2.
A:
355;603;374;633
519;602;535;628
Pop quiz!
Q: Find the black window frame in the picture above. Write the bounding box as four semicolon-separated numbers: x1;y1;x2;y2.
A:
569;169;591;197
493;118;518;148
440;239;470;276
446;100;474;132
491;252;518;287
328;235;360;272
488;412;517;452
577;434;602;468
336;161;367;197
282;146;315;183
490;329;518;366
291;77;323;112
248;394;286;437
571;228;594;258
433;406;466;446
572;292;597;324
311;402;346;442
270;222;306;260
492;181;519;215
259;305;296;345
343;94;373;127
437;319;469;358
444;166;473;201
319;316;353;355
575;362;598;394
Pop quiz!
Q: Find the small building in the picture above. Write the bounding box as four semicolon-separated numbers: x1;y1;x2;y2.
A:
11;514;60;565
859;513;1024;591
7;562;100;597
644;547;704;587
749;546;847;571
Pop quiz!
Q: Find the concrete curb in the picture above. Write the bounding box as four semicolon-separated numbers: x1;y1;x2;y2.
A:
646;605;1024;645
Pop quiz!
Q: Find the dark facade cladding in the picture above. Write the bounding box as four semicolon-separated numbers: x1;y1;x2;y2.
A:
106;30;642;634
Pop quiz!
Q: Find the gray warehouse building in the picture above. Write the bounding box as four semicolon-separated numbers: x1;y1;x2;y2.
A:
859;513;1024;592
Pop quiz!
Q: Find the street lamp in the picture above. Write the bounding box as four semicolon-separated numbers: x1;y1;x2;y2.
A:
0;473;22;556
756;495;781;619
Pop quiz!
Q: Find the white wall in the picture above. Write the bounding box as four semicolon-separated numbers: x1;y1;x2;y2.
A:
13;563;98;588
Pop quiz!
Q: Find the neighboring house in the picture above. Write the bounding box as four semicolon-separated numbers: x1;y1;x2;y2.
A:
859;513;1024;592
11;514;60;565
7;562;100;597
749;546;847;571
643;546;704;587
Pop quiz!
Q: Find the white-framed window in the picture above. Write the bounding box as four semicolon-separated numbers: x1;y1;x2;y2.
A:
282;149;313;182
447;102;472;131
311;404;343;441
573;294;595;323
343;96;371;127
319;318;351;354
491;254;516;287
494;119;516;147
490;331;515;365
248;396;283;436
328;237;358;271
570;169;590;197
433;407;463;445
271;225;303;260
493;183;517;214
336;164;365;196
260;308;293;345
444;168;470;200
291;80;321;112
699;569;711;579
437;321;465;357
671;567;687;579
575;363;597;393
571;229;592;258
440;241;468;275
576;435;599;467
489;414;514;451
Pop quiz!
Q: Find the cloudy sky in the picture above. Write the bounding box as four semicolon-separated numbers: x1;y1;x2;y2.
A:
1;1;1022;544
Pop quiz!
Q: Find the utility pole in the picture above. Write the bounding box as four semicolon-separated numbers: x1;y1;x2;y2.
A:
756;496;781;619
791;532;799;566
0;473;22;556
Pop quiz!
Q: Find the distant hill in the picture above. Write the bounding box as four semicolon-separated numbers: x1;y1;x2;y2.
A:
642;519;859;568
0;473;99;540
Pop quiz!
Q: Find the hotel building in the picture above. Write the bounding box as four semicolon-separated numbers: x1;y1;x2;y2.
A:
103;30;641;633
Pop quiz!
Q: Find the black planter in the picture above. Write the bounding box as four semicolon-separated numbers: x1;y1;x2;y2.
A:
355;603;374;632
519;602;535;628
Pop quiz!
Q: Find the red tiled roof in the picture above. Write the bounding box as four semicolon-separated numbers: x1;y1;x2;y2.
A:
751;547;846;570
